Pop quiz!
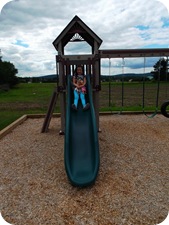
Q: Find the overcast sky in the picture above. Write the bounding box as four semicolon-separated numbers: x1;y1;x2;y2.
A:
0;0;169;77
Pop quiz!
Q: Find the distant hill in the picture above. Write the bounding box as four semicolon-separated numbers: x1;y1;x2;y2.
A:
19;73;154;83
101;73;154;81
19;74;58;83
37;74;57;79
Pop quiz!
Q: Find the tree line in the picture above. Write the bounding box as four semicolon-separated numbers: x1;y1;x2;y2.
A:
0;56;168;90
152;58;169;81
0;56;19;89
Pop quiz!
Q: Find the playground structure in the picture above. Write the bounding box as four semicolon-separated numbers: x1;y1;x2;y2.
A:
42;15;169;186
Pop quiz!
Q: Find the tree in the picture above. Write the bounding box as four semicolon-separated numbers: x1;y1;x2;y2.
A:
0;58;19;88
152;58;169;81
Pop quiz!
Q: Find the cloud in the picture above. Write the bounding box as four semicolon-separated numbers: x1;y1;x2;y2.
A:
0;0;169;77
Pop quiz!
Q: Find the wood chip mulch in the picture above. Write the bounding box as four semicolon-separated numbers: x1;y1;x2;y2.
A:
0;114;168;225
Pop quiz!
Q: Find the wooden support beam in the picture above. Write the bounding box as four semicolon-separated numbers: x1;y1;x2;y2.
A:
56;54;96;66
99;48;169;58
41;89;59;133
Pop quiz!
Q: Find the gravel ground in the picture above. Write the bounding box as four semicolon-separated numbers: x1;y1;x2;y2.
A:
0;114;169;225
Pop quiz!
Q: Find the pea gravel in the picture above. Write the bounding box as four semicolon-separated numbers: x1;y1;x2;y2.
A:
0;114;168;225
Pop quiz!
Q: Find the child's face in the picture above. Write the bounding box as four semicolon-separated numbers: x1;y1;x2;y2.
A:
77;67;83;75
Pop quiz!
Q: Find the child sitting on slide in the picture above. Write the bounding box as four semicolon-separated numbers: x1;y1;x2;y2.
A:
72;65;90;111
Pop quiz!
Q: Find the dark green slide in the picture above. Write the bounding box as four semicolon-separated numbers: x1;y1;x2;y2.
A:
64;75;100;187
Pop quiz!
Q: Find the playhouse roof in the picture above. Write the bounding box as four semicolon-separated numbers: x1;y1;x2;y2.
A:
53;15;102;52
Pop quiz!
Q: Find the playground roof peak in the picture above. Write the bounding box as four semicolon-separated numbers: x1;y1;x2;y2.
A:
53;15;103;53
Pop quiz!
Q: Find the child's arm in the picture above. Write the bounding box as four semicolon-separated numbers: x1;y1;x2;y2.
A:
73;76;79;88
77;77;86;88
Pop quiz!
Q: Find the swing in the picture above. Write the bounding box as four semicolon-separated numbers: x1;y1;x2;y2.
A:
108;58;112;109
108;58;124;113
121;57;125;113
161;56;169;118
142;57;161;118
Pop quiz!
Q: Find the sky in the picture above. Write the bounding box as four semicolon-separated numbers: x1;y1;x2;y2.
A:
0;0;169;77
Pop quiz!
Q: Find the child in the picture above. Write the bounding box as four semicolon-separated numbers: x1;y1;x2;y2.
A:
75;77;86;94
72;65;90;111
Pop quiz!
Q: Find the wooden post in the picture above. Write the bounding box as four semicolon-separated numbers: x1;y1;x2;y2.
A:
93;41;101;131
58;43;66;134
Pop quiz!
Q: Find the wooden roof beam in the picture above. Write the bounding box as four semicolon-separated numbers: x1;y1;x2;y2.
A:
99;48;169;58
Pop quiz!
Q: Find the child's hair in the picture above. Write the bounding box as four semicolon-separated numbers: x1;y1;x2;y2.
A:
74;65;84;75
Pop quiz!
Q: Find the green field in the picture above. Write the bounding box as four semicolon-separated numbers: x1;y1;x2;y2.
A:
0;83;58;130
0;81;169;131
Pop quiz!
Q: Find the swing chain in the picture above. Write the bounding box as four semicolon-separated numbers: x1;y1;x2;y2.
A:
142;56;161;118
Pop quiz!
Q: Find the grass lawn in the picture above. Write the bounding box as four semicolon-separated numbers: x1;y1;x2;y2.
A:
0;81;169;131
0;83;58;131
